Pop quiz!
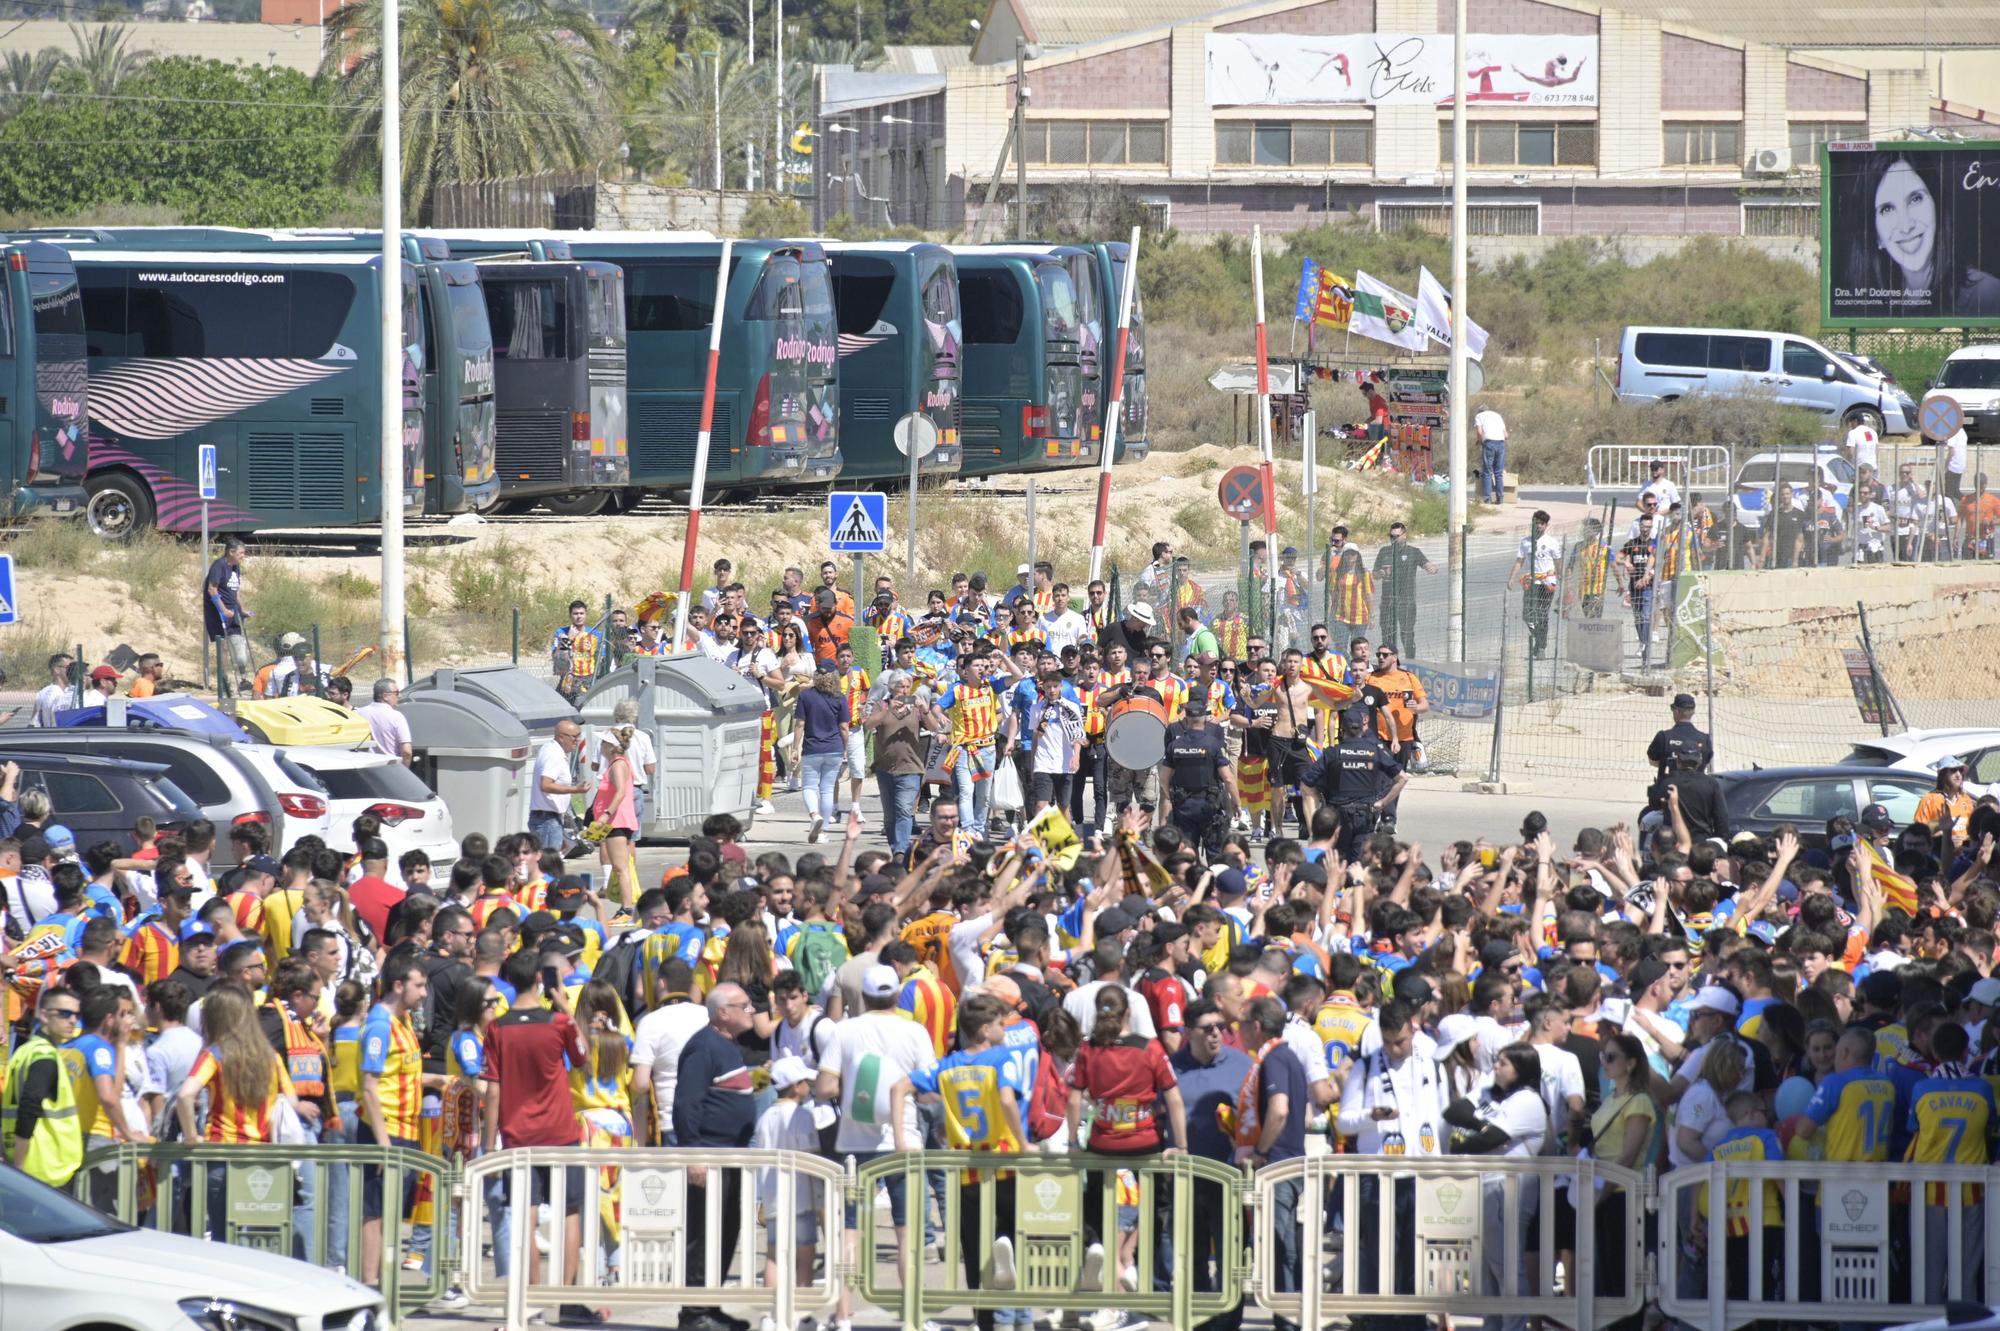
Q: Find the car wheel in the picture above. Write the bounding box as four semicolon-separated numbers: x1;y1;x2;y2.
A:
86;471;154;542
1844;406;1885;437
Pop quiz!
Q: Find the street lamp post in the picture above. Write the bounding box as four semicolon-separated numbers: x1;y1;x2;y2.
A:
1446;0;1470;664
378;0;404;679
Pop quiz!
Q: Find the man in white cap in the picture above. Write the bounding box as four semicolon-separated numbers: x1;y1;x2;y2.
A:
814;963;938;1331
1965;977;2000;1050
1663;985;1752;1110
1097;599;1155;662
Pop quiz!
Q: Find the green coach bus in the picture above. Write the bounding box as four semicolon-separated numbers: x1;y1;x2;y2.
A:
67;248;425;534
822;241;964;485
0;241;91;517
946;248;1090;479
35;226;500;517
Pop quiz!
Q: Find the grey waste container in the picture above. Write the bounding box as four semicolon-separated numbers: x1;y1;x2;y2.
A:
400;686;533;846
578;652;767;840
408;666;576;836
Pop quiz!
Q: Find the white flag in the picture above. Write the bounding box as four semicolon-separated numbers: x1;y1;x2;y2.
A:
1351;271;1428;351
1417;265;1490;361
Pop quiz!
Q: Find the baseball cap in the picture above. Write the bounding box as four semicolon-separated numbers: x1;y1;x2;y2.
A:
278;631;309;652
1152;920;1188;945
1479;940;1521;972
1281;546;1299;557
769;1055;815;1091
1684;985;1741;1018
179;918;218;945
18;834;50;865
242;854;281;879
1096;905;1136;935
42;824;75;852
1017;563;1033;576
862;964;901;998
1292;861;1329;889
1183;695;1210;715
1671;693;1696;710
517;910;559;937
856;873;896;898
1212;867;1248;899
1393;974;1435;1008
1859;803;1896;830
1628;957;1670;998
547;876;588;912
1969;977;2000;1008
982;975;1023;1010
88;664;118;683
1434;1012;1480;1059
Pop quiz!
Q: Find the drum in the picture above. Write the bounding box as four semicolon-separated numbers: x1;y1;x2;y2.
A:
1105;707;1168;770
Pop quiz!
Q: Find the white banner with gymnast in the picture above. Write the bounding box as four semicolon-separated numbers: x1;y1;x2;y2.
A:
1204;32;1597;107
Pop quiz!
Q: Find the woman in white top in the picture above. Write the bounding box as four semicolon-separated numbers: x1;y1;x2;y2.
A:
774;622;816;788
1668;1036;1744;1169
1444;1043;1549;1331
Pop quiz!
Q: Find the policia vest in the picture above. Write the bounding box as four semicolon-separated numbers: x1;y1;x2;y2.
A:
2;1035;83;1186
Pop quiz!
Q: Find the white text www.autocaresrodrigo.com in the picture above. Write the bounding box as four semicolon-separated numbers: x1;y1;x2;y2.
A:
134;271;287;286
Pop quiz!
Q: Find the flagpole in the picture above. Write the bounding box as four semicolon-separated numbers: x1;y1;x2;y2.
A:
1252;226;1278;618
1447;0;1470;664
674;238;734;649
1089;224;1141;585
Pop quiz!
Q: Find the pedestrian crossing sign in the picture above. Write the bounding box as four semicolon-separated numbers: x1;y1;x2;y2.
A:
0;554;16;626
828;490;887;552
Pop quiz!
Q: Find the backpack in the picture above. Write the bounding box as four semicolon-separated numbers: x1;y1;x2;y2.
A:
594;931;645;1017
790;921;850;1002
1027;1049;1068;1142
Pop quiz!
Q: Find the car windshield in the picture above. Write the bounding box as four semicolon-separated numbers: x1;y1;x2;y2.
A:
0;1162;128;1242
1937;358;2000;391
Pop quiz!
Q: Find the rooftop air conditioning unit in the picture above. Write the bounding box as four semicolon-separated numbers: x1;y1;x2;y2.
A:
1750;147;1793;175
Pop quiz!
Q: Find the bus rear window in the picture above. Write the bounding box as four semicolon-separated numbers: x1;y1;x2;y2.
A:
1037;267;1080;342
749;255;805;321
447;281;493;357
486;279;567;361
585;272;626;349
625;259;737;332
80;268;357;359
960;270;1023;344
832;259;896;335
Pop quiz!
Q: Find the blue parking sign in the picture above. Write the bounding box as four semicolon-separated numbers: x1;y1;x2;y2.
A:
0;554;17;626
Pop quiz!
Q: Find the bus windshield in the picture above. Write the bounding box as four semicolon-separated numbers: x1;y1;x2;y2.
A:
1113;253;1145;369
487;279;567;361
919;256;961;434
752;253;813;448
29;265;86;472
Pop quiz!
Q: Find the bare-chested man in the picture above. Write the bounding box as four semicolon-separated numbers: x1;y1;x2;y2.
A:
1265;648;1321;836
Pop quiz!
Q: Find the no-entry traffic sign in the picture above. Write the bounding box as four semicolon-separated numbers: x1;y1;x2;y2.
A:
1217;465;1266;523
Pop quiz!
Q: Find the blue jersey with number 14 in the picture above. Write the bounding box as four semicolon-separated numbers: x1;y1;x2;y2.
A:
909;1046;1026;1156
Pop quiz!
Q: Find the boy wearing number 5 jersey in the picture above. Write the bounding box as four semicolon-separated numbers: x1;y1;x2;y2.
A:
890;994;1029;1331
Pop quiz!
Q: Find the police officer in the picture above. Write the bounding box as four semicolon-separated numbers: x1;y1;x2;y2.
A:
1162;695;1235;859
1304;705;1409;863
1644;692;1712;813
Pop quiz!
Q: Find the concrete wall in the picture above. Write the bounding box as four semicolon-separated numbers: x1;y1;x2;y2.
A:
596;184;756;232
0;18;323;73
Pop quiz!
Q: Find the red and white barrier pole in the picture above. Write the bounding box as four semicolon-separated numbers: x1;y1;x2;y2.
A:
673;238;734;649
1251;226;1278;613
1089;225;1142;584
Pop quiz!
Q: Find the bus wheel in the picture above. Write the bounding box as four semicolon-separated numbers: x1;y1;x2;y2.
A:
479;497;533;516
541;490;613;517
85;472;153;542
609;489;644;513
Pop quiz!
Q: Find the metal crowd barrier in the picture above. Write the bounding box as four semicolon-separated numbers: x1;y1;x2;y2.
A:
1584;443;1733;507
73;1139;452;1316
1251;1154;1648;1331
459;1145;849;1331
854;1149;1248;1331
1656;1159;2000;1327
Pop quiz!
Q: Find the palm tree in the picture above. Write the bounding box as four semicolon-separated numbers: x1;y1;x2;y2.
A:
60;24;150;96
622;0;719;47
640;39;779;189
325;0;616;218
0;48;64;104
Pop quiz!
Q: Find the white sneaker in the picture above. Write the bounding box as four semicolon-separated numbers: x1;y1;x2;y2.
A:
434;1287;470;1311
1078;1241;1104;1292
991;1234;1017;1289
1119;1263;1138;1292
830;1319;853;1331
760;1317;779;1331
755;799;778;815
808;816;824;842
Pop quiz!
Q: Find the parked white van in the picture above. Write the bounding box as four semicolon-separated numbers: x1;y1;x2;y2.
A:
1616;326;1917;436
1931;344;2000;441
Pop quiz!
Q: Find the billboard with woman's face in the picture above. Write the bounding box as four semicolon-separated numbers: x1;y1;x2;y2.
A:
1824;142;2000;327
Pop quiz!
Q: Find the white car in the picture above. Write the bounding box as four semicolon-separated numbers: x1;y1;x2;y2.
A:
1932;344;2000;442
1842;727;2000;799
236;744;336;848
289;747;459;869
0;1161;385;1330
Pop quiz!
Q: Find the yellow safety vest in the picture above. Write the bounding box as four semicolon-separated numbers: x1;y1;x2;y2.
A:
2;1035;83;1186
